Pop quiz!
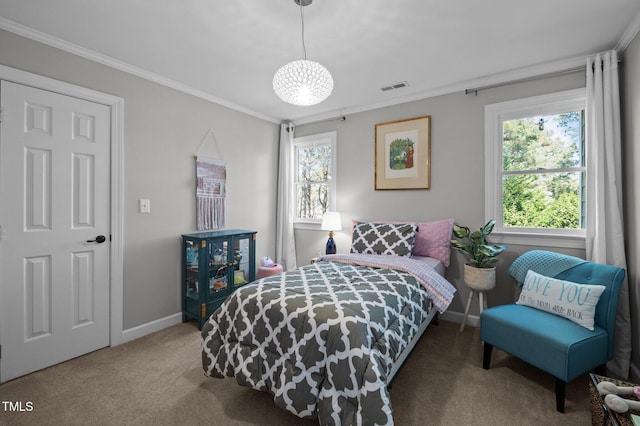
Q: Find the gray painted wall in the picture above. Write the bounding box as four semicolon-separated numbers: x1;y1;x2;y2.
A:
2;25;638;374
294;72;588;315
0;29;280;330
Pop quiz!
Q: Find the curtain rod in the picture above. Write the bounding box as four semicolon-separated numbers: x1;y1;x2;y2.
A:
466;56;622;96
293;115;346;126
464;66;584;96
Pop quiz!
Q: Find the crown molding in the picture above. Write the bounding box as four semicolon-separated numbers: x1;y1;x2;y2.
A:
616;9;640;53
294;12;640;126
294;55;587;125
0;17;280;124
3;11;639;127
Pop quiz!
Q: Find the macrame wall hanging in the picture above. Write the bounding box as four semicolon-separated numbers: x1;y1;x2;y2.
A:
195;128;226;230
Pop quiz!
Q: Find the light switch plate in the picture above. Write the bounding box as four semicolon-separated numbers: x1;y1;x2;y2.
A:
139;198;151;213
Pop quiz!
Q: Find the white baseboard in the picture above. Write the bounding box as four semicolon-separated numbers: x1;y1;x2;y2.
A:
119;312;183;344
115;310;475;346
116;310;640;386
441;310;480;328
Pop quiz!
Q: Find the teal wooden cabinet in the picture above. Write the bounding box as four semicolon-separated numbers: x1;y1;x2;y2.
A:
182;229;256;329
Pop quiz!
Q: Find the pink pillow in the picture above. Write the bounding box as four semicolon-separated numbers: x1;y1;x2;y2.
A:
413;218;454;267
350;218;454;266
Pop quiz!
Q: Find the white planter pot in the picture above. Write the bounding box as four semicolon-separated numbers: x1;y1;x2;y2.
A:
464;264;496;291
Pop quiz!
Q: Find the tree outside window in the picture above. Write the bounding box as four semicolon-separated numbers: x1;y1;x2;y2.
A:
293;132;337;222
484;89;587;248
502;111;584;229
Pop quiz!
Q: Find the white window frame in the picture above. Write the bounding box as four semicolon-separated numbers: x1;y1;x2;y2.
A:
484;88;586;249
293;131;337;229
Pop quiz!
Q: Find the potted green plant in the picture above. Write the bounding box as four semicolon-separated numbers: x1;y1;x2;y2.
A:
451;219;506;291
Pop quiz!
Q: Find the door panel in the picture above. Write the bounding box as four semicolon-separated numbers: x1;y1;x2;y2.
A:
0;80;111;382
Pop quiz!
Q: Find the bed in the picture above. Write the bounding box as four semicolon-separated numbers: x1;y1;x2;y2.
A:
201;220;456;425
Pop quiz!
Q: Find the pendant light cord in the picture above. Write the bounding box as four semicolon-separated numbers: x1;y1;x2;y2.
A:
273;0;332;106
299;3;307;60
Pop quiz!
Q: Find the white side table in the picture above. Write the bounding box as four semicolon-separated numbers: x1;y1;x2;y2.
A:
459;288;490;332
459;265;496;332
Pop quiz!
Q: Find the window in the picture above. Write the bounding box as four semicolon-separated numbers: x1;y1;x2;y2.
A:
485;89;586;248
293;131;337;225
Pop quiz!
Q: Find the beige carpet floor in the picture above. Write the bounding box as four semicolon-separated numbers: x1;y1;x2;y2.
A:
0;319;594;425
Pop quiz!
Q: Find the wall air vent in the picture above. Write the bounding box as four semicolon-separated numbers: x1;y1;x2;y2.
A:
381;81;409;92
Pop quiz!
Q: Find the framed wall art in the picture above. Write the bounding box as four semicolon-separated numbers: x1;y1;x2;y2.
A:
374;115;431;190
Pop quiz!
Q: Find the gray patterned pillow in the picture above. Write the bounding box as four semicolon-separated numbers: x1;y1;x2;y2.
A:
351;222;418;257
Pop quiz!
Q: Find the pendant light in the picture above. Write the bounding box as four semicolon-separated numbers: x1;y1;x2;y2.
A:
273;0;333;106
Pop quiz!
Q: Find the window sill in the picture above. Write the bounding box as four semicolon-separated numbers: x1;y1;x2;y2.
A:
489;231;585;250
294;221;322;231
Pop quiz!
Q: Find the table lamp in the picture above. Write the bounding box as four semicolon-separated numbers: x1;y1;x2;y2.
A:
321;212;342;254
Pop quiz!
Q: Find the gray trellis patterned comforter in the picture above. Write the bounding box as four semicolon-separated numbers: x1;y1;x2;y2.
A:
201;254;455;425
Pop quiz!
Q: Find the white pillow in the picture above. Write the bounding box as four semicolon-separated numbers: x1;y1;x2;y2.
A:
516;270;606;330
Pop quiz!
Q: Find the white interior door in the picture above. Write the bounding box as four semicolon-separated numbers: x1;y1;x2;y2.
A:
0;80;111;382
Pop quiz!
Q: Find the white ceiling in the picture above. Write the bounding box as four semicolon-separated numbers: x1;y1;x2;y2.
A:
1;1;640;124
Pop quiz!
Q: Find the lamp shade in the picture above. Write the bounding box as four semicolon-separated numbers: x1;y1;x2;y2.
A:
273;60;334;106
321;212;342;231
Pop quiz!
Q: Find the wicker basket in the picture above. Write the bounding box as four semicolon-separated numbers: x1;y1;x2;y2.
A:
589;374;640;426
464;264;496;291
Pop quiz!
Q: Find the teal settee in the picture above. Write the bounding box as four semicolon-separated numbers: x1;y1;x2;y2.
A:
480;250;625;412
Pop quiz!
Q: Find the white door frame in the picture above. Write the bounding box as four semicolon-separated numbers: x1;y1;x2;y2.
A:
0;64;125;346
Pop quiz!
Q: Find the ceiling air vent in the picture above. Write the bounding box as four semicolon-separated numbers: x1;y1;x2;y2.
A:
381;81;409;92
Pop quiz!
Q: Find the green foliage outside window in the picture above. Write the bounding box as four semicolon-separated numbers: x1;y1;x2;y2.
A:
502;112;584;229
